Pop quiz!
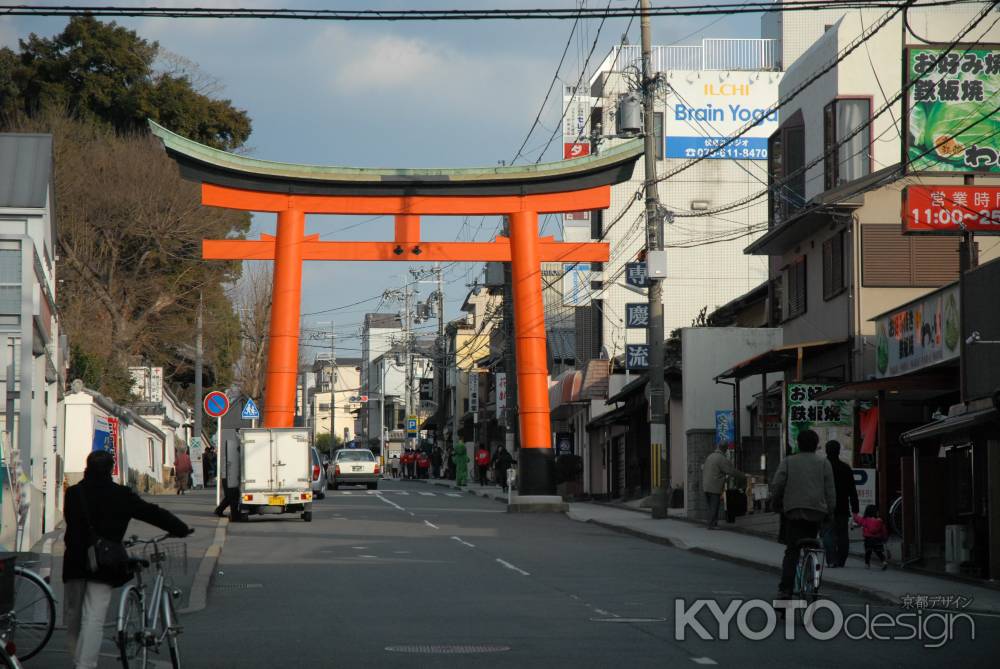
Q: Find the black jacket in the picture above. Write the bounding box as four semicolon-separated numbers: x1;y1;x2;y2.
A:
63;476;190;583
828;456;860;516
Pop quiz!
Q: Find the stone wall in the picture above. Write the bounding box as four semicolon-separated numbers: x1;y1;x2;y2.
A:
686;429;717;523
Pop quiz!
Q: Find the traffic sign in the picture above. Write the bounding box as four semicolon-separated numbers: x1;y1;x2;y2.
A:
241;398;260;420
406;416;418;436
204;391;230;418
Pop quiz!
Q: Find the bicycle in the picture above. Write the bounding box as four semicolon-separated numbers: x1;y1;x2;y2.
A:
116;534;188;669
3;565;56;661
777;538;825;617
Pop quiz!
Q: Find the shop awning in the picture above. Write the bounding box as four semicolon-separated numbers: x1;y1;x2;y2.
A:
900;406;999;444
715;339;845;381
814;367;957;401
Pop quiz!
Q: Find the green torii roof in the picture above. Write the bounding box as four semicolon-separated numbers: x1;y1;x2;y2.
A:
149;120;643;197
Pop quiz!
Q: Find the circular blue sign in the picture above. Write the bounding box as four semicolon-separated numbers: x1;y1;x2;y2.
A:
204;391;230;417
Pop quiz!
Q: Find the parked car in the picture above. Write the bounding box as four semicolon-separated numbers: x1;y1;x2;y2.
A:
328;448;379;490
311;447;327;499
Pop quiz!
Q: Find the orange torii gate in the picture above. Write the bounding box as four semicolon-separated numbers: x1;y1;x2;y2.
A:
151;121;642;500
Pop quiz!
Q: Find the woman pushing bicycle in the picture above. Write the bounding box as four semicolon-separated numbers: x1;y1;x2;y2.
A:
63;450;193;669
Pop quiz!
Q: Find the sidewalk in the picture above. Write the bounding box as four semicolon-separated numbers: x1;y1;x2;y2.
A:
567;502;1000;614
415;476;1000;614
39;487;227;620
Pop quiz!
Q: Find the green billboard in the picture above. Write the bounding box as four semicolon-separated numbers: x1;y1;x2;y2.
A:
905;46;1000;174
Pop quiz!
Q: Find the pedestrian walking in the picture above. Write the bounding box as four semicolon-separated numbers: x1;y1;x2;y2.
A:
64;450;193;669
431;446;443;479
202;444;216;488
492;445;513;493
416;450;430;479
475;445;490;486
453;442;469;487
771;429;836;597
174;447;193;495
853;504;890;570
390;454;400;479
822;440;859;567
701;445;744;529
214;436;243;520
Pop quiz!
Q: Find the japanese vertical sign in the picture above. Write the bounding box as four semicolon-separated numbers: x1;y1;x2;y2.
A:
468;371;479;413
625;303;650;329
495;372;506;417
625;262;649;288
905;46;1000;173
715;410;735;449
786;384;854;460
562;263;592;306
625;344;650;371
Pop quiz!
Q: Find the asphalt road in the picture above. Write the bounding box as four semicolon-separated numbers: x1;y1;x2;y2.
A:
172;479;1000;668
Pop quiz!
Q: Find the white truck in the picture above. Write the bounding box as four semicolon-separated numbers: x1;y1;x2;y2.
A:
238;427;314;522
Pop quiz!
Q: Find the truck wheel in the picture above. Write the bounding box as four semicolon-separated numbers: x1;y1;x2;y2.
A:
302;511;313;522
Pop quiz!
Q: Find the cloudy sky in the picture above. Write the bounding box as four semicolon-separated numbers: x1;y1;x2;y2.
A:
2;1;761;355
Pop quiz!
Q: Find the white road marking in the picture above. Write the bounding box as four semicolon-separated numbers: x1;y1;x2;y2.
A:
395;491;410;496
366;490;378;495
341;491;352;495
375;493;406;511
424;520;439;530
419;492;436;496
691;658;718;665
394;550;411;554
359;555;377;559
445;493;462;497
593;608;610;616
496;558;530;576
351;546;367;550
451;536;475;548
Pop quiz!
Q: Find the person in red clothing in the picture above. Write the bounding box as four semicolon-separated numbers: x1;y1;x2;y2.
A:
853;504;889;570
475;445;490;486
174;447;193;495
416;451;430;479
400;449;413;479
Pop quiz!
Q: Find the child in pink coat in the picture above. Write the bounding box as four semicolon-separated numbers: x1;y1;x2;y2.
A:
853;504;889;570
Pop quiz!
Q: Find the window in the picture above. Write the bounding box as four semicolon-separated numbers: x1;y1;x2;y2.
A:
824;98;871;190
823;230;847;300
319;403;331;411
768;112;806;227
768;275;784;325
591;208;604;240
783;257;807;320
861;225;962;287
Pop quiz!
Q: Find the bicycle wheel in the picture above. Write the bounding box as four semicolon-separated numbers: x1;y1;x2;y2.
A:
11;567;55;661
889;496;904;537
801;551;822;602
161;596;181;669
117;588;147;669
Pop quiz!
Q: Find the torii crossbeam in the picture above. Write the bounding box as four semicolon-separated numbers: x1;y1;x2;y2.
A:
151;121;642;498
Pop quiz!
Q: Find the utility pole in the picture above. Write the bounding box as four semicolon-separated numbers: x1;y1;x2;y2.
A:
194;292;203;452
435;264;446;451
641;0;670;519
403;278;415;450
328;327;336;450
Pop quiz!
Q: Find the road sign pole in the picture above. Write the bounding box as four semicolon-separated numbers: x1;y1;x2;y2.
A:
216;414;222;506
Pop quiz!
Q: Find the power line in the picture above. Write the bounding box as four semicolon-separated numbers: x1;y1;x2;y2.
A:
3;2;979;21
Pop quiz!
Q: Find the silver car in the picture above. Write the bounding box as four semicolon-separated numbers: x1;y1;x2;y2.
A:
310;447;328;499
328;448;379;490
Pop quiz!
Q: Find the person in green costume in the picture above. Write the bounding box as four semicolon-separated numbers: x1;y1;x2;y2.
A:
453;441;469;486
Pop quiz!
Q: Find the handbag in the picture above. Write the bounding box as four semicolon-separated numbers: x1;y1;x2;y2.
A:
80;488;133;586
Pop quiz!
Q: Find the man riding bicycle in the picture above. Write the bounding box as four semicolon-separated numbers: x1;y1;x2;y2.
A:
770;429;836;598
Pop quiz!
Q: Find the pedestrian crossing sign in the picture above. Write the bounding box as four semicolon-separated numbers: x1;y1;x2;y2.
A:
242;398;260;420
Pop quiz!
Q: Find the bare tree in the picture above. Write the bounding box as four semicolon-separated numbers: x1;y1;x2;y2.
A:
231;261;272;401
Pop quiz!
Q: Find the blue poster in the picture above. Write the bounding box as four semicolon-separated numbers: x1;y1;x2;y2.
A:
92;416;111;452
714;410;735;449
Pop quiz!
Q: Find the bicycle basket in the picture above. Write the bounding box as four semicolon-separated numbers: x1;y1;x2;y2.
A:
134;541;188;583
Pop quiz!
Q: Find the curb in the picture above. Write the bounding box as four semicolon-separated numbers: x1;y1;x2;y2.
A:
180;516;228;614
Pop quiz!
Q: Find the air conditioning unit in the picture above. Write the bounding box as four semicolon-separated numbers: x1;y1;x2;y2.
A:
944;524;973;573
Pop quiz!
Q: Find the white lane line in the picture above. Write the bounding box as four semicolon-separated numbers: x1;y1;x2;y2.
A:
340;491;352;495
359;555;377;559
366;490;378;495
409;512;415;516
691;658;717;666
351;546;367;550
495;558;530;576
374;493;406;511
419;492;436;496
395;491;410;496
593;608;610;616
451;536;475;548
394;550;411;554
424;520;439;530
445;493;462;497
